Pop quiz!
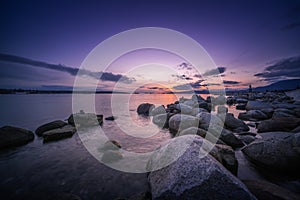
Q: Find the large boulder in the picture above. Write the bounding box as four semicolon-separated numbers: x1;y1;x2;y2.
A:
147;136;256;200
152;113;169;128
257;116;300;133
246;101;272;111
191;108;208;116
168;114;199;133
150;105;166;116
137;103;155;116
0;126;34;149
42;125;76;142
243;180;300;200
174;104;193;115
225;113;249;132
238;110;269;121
196;112;224;130
242;132;300;172
35;120;67;136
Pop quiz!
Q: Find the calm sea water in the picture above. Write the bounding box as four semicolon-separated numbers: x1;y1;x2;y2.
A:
0;93;192;199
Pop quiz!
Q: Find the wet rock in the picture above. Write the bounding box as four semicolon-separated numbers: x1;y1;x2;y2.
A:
246;101;272;111
196;112;224;130
98;140;121;151
105;116;116;120
35;120;67;136
272;102;300;110
152;113;169;128
238;110;269;121
183;99;196;107
147;135;256;200
176;127;207;138
191;107;208;116
43;125;76;142
150;105;166;116
242;132;300;172
220;128;244;148
68;113;103;127
217;105;228;114
0;126;34;149
137;103;155;116
168;114;199;133
243;180;300;200
257;117;300;133
213;95;226;105
225;113;249;132
174;104;193;115
236;104;246;110
237;135;256;145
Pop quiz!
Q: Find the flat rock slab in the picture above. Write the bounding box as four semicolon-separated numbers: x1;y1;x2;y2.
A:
35;120;67;136
43;125;76;142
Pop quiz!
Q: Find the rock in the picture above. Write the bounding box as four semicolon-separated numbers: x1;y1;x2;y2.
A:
196;112;224;130
0;126;34;149
226;96;235;105
246;122;256;127
272;102;300;110
213;95;226;105
261;108;274;118
128;191;152;200
68;113;103;127
98;140;121;151
105;116;115;120
43;125;76;142
242;132;300;172
183;99;196;107
272;108;296;118
176;127;207;138
257;117;300;133
191;107;208;116
236;104;246;110
291;125;300;133
152;113;169;128
238;110;269;121
246;101;272;111
101;150;123;163
236;98;248;104
196;102;209;111
168;114;199;133
237;135;256;145
35;120;67;136
217;105;228;114
192;94;205;102
237;131;257;136
225;113;249;132
150;105;166;116
137;103;155;116
220;128;244;148
174;104;193;115
147;135;256;200
243;180;300;200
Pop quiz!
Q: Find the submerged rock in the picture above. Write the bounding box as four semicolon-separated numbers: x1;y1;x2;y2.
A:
68;113;103;127
147;136;256;200
43;125;76;142
0;126;34;149
137;103;155;116
35;120;67;136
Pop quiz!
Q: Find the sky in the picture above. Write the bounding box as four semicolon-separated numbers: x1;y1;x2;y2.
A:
1;0;300;92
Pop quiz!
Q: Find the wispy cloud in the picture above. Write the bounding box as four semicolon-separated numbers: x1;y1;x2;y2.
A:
254;55;300;81
203;67;226;76
0;53;135;84
173;79;204;90
223;80;240;85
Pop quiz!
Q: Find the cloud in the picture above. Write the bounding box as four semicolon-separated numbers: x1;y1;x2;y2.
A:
254;55;300;80
0;53;135;84
223;80;240;85
178;62;193;70
203;67;226;76
171;74;193;80
173;79;204;90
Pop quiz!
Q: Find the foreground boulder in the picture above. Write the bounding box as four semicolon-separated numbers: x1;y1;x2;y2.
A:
242;132;300;172
42;125;76;142
168;114;199;133
0;126;34;149
35;120;67;136
243;180;300;200
147;136;256;200
224;113;249;132
257;116;300;133
137;103;155;116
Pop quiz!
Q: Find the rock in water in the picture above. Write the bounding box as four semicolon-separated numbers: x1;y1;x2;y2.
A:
105;116;115;120
137;103;155;116
43;125;76;142
0;126;34;149
224;113;249;132
68;113;103;127
242;132;300;172
168;114;199;133
147;135;256;200
35;120;67;136
150;105;166;116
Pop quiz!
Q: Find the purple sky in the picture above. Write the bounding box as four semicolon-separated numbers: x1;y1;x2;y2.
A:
1;0;300;90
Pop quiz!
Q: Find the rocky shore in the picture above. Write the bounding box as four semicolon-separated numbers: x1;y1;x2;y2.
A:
0;90;299;199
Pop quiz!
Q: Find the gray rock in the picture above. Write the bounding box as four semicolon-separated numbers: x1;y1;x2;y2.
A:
0;126;34;149
101;150;123;163
43;125;76;142
213;95;226;105
176;127;207;138
242;132;300;171
272;102;300;110
236;98;248;104
174;103;193;115
150;105;166;116
246;101;272;111
152;113;169;128
237;135;256;145
196;112;224;130
243;180;300;200
217;105;228;114
68;113;103;127
183;99;196;107
35;120;67;136
238;110;269;121
257;116;300;133
168;114;199;133
98;140;121;151
236;104;246;110
191;107;208;116
148;136;256;200
137;103;155;116
225;113;249;132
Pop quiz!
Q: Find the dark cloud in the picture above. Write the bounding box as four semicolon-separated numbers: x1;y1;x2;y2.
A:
178;62;193;70
173;79;204;90
171;74;193;80
223;80;240;85
0;53;135;84
254;55;300;80
203;67;226;76
194;74;202;78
